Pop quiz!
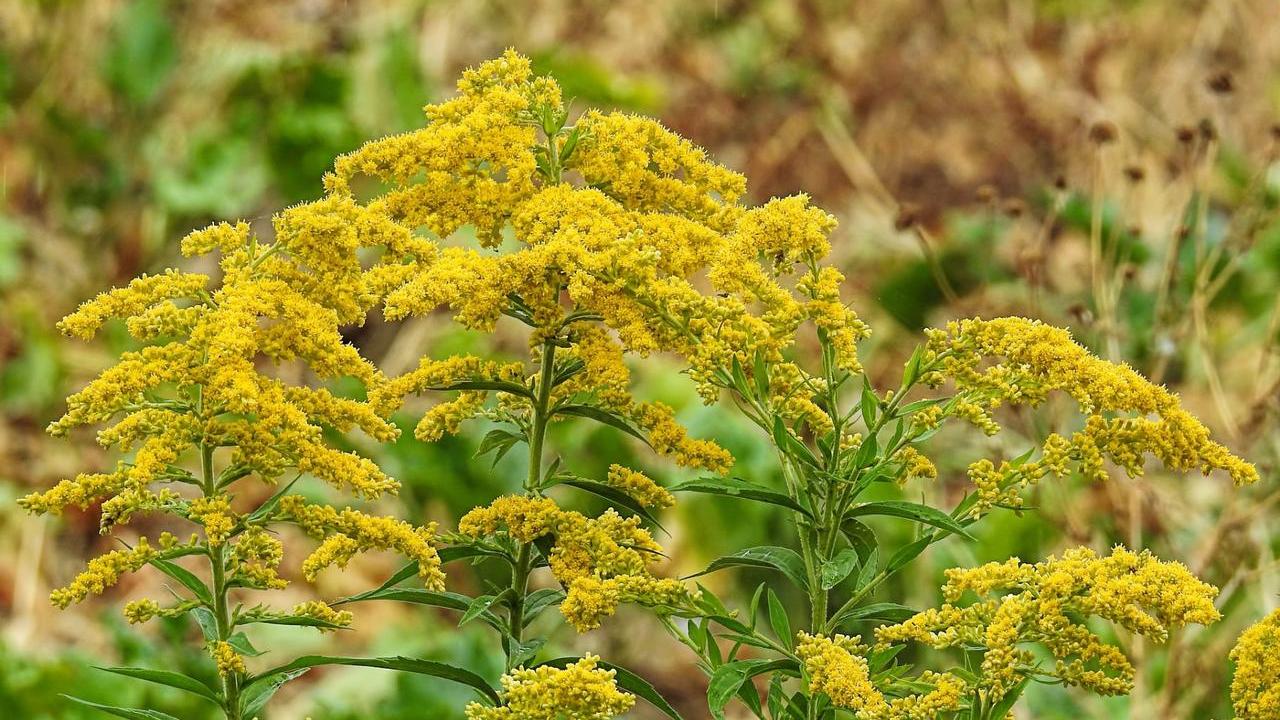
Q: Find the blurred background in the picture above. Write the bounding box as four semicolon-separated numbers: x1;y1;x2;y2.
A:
2;1;1279;718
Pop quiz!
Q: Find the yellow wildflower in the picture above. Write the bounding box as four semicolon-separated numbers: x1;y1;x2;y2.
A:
876;546;1221;697
49;539;157;609
1231;609;1280;719
604;464;674;509
211;641;245;678
281;496;445;590
465;655;634;720
795;633;889;715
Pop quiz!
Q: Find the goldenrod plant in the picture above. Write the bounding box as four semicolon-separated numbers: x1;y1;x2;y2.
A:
23;50;1275;720
21;203;462;718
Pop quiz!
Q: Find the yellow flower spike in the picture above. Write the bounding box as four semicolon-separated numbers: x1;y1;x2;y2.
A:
281;496;445;591
604;464;674;509
927;317;1259;486
876;546;1221;698
464;654;634;720
795;633;890;715
211;641;245;678
49;539;157;609
1231;609;1280;719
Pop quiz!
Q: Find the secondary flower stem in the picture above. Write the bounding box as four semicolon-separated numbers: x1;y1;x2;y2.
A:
202;441;241;719
507;339;558;668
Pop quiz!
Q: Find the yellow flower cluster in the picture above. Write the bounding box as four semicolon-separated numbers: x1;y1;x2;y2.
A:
327;49;544;247
464;655;634;720
458;494;688;631
211;640;245;678
1231;609;1280;719
280;496;445;590
926;317;1259;487
49;539;156;609
875;546;1221;698
795;633;965;719
604;464;674;509
796;633;888;716
187;496;236;547
291;600;354;631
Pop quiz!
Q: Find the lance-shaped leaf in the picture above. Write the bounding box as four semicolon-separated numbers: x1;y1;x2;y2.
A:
830;602;917;628
846;501;974;540
240;668;309;717
686;546;808;590
548;476;665;528
62;697;182;720
333;587;508;633
244;656;499;704
667;476;813;519
94;667;220;704
553;404;650;445
149;558;212;606
709;659;800;719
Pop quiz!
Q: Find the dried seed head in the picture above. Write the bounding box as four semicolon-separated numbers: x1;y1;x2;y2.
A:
1002;198;1027;218
1199;118;1218;142
1053;175;1068;191
1207;72;1234;94
1089;121;1118;145
1177;225;1193;240
1176;126;1197;145
1270;124;1280;142
894;203;920;230
1126;225;1143;239
1122;263;1138;281
1123;165;1145;183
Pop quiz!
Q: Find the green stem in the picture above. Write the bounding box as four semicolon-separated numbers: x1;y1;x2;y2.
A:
201;443;241;720
506;340;558;669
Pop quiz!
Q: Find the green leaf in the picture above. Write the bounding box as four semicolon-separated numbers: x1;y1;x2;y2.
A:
476;428;523;464
686;546;808;589
332;588;507;632
668;476;813;519
539;657;683;720
240;668;308;717
830;602;917;628
859;381;879;425
522;588;566;625
886;535;933;574
150;558;212;605
554;404;650;444
852;431;879;468
552;477;664;528
846;501;974;540
987;677;1031;717
709;659;799;720
820;549;859;590
460;593;504;627
226;631;264;657
840;519;877;561
62;696;181;720
508;638;545;668
190;607;218;642
94;667;219;703
766;589;791;648
239;614;349;630
855;549;880;591
902;344;925;387
771;417;820;468
245;474;301;522
245;656;499;704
